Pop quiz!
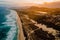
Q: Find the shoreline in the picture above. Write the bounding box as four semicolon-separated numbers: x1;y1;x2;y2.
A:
16;12;25;40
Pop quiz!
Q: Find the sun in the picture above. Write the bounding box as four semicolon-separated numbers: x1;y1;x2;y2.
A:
36;0;55;4
43;0;54;2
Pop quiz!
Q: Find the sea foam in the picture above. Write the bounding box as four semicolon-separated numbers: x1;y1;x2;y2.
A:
2;10;18;40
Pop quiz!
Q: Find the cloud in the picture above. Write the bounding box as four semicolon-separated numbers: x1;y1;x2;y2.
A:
0;0;60;4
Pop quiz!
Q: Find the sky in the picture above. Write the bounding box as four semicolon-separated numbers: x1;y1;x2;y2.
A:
0;0;60;4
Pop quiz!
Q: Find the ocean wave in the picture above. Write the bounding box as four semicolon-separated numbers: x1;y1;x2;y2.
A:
0;8;18;40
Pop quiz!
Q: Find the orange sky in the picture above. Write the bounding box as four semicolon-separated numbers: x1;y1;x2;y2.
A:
0;0;60;4
19;0;60;4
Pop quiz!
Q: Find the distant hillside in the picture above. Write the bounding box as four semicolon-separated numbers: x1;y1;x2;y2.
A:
40;2;60;8
19;2;60;8
0;1;60;9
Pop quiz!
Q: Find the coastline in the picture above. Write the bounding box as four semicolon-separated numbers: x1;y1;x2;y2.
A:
16;12;25;40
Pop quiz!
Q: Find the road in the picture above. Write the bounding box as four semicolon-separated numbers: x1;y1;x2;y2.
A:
23;15;58;36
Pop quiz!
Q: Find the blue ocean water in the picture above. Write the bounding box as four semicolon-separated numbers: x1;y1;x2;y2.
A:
0;7;18;40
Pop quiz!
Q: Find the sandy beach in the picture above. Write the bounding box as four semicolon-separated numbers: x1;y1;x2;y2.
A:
16;13;25;40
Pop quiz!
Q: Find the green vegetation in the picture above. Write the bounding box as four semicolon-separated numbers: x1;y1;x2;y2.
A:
17;6;60;40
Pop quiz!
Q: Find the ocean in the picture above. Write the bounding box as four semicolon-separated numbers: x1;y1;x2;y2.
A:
0;7;18;40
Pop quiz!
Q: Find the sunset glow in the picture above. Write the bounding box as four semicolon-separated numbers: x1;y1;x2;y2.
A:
43;0;54;2
35;0;55;4
0;0;60;4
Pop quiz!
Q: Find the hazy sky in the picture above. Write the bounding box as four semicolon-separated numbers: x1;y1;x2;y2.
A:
0;0;60;4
